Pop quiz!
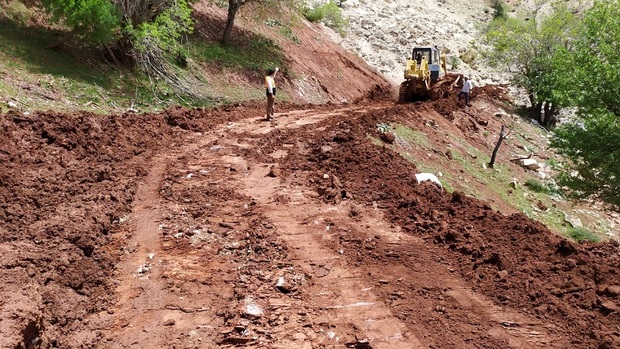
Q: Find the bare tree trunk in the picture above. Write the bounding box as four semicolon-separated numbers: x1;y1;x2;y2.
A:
528;93;536;107
104;44;122;66
222;1;241;45
534;102;543;125
489;125;510;168
542;101;558;127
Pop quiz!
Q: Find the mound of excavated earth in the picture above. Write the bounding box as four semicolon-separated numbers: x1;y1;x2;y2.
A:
1;88;619;348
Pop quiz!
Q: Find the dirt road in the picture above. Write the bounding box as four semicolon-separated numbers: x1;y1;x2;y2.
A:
1;94;619;348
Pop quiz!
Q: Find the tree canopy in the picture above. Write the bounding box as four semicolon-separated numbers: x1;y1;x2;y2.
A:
485;0;620;208
483;2;578;126
40;0;121;44
551;0;620;208
40;0;194;65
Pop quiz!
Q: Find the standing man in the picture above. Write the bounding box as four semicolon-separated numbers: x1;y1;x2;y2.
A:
415;52;422;65
265;67;279;120
458;76;473;107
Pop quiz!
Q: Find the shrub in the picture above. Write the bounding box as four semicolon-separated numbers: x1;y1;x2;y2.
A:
567;227;600;243
303;3;325;23
5;0;32;25
460;48;478;64
493;0;507;20
449;56;460;70
303;1;348;36
524;178;549;194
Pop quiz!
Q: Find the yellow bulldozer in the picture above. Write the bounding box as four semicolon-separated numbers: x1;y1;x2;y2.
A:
398;46;459;102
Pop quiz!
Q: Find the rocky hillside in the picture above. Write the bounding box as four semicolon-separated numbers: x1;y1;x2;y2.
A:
333;0;509;86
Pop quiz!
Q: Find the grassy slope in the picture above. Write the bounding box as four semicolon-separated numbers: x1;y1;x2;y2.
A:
384;106;613;242
0;18;172;114
0;2;290;114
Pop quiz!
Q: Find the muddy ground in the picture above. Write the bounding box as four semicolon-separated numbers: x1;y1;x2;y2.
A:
1;89;619;349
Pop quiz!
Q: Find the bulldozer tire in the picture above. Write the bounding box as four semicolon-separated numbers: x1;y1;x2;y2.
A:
398;82;410;103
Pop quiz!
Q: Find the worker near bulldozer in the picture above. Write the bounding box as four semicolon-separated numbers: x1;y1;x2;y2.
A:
264;67;279;120
415;52;422;65
458;76;473;107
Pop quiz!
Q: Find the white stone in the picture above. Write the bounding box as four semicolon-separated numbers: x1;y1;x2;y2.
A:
243;297;263;317
519;158;541;170
415;173;442;187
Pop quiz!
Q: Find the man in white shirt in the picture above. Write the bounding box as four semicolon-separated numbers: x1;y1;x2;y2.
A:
458;76;473;107
264;67;279;120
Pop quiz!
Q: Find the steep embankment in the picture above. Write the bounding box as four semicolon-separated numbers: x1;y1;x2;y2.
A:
0;1;391;114
191;2;391;105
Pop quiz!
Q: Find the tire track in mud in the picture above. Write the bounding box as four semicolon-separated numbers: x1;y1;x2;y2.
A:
210;107;566;348
238;165;426;348
98;103;576;348
100;156;169;348
95;108;369;347
98;132;224;348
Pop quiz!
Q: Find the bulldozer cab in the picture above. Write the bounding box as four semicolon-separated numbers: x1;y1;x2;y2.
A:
411;47;443;81
412;48;433;65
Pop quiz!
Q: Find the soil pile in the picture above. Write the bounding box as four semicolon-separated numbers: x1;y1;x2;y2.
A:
0;104;260;346
0;87;619;348
285;99;620;348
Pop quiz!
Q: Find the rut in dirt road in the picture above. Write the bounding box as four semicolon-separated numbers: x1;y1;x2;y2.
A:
99;132;224;348
1;91;619;348
222;108;570;348
100;99;618;348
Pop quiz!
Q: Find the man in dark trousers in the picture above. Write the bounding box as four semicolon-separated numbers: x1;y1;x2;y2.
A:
458;76;473;107
264;67;279;120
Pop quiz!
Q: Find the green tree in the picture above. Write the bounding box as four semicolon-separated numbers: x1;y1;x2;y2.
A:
126;0;194;65
484;3;578;126
40;0;121;47
551;0;620;208
39;0;195;93
40;0;193;61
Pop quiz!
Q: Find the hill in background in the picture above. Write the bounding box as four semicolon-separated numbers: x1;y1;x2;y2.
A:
0;0;389;114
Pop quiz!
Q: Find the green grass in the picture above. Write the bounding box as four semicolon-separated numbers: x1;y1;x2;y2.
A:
546;157;561;170
524;178;550;193
567;227;601;243
265;18;301;45
279;27;301;44
189;35;286;73
0;18;112;88
0;18;198;112
393;124;432;148
384;123;591;236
